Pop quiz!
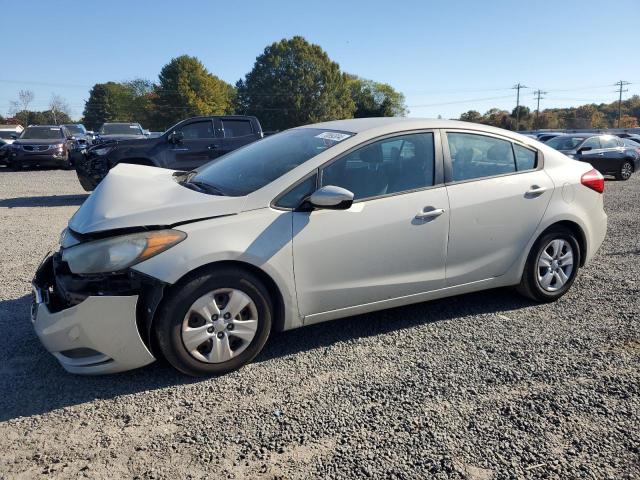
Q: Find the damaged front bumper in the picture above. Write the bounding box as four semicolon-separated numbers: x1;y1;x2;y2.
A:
74;152;109;191
32;253;163;375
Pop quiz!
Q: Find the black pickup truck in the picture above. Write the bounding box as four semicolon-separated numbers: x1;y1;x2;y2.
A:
75;115;263;191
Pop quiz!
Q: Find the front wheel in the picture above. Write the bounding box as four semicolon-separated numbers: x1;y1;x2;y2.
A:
516;227;581;302
154;267;272;376
616;160;633;181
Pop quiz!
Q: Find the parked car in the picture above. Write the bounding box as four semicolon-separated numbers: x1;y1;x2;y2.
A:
536;132;564;142
615;133;640;145
0;124;24;144
546;134;639;180
0;140;9;166
75;115;263;191
32;118;607;376
96;122;148;142
7;125;77;169
62;123;94;148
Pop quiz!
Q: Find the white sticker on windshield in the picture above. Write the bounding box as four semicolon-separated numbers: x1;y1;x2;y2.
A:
129;125;138;129
50;128;59;130
315;132;351;142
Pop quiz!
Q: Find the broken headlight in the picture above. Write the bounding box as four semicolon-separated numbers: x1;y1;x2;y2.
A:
61;229;186;274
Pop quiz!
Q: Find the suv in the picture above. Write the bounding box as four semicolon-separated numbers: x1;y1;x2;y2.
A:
7;125;77;170
75;115;263;191
546;134;640;180
62;124;94;148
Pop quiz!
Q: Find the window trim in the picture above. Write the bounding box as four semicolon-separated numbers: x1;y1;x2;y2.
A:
270;129;445;210
319;129;444;204
441;129;544;185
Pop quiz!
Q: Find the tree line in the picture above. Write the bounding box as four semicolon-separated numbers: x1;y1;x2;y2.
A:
459;97;640;131
80;36;407;132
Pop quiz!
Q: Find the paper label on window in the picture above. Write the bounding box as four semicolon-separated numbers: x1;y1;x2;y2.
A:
315;132;351;142
50;128;59;130
130;125;138;129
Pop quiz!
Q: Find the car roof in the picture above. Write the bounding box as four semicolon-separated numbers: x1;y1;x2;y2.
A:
102;122;139;125
297;117;516;135
26;125;62;128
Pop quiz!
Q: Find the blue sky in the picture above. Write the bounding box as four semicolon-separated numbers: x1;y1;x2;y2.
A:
3;0;639;122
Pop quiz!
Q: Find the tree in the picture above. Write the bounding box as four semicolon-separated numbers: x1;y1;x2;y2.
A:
619;114;639;128
9;90;35;127
49;93;71;125
459;110;483;123
511;106;531;130
83;82;132;130
346;75;406;118
482;108;514;130
153;55;234;128
236;36;355;131
123;78;156;129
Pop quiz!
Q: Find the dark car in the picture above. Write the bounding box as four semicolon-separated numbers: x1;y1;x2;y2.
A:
95;122;148;143
75;115;263;191
536;132;564;142
62;124;94;148
7;125;77;170
0;139;9;166
546;134;639;180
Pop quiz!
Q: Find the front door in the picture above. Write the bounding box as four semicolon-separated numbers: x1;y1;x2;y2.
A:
168;119;219;170
291;132;450;318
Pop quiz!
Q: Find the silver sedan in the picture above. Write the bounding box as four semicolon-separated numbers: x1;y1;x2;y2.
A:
32;118;607;376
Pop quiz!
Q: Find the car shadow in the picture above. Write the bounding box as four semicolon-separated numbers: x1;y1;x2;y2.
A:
0;194;88;208
0;288;534;422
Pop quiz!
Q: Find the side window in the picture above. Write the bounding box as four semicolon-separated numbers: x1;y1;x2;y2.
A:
222;120;253;138
513;144;537;171
600;136;618;149
582;137;601;149
180;121;214;140
321;133;435;201
275;174;317;209
447;133;516;182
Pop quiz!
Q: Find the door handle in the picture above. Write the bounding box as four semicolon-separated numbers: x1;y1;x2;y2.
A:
415;207;445;220
525;185;548;196
597;152;604;156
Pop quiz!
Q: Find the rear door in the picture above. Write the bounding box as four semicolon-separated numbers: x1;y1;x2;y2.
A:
167;119;219;169
443;130;553;286
220;118;258;155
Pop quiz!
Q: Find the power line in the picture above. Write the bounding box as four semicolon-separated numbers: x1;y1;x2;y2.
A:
614;80;631;128
512;83;528;130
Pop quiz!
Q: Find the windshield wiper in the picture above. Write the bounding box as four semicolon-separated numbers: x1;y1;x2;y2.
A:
180;179;227;196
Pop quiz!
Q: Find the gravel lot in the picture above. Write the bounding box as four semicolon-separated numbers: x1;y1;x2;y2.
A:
0;168;638;479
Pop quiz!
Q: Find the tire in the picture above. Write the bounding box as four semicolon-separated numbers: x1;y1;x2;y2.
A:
60;152;73;170
516;227;581;303
616;160;633;181
154;267;272;377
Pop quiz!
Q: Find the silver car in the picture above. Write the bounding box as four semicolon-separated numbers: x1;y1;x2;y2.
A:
31;118;607;376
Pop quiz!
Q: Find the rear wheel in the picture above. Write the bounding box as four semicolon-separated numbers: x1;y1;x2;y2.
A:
616;160;633;181
517;227;581;302
154;267;272;376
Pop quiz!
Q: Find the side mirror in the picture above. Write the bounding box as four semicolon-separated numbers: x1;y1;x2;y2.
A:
307;185;354;210
143;129;150;136
10;133;17;139
577;146;592;154
169;130;183;144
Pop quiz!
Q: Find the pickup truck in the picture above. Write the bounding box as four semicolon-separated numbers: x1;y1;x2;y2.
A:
75;115;263;191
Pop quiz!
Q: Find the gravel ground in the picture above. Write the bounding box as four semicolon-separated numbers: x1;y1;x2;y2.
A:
0;168;638;479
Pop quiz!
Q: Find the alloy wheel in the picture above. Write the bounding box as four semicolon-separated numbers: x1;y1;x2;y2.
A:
536;239;574;292
621;162;633;180
181;288;258;363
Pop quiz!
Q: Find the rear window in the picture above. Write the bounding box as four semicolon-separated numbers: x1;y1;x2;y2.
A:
222;119;253;138
546;136;586;150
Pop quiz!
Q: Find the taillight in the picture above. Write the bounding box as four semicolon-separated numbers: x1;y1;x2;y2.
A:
581;168;604;193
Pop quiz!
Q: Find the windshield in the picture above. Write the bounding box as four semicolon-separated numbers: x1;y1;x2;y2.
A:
546;136;586;150
20;127;63;140
0;131;16;139
64;125;85;135
100;124;142;135
192;128;353;196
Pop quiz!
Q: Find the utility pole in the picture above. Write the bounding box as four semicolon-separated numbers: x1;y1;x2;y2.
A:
533;89;547;127
512;83;528;130
614;80;630;128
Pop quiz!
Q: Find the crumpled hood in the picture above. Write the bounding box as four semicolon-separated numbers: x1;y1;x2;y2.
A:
69;163;246;234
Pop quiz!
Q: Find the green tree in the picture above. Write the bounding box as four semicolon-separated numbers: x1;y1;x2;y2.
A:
346;75;406;117
153;55;234;128
83;82;131;130
459;110;483;123
482;108;514;130
511;106;531;130
236;36;355;131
